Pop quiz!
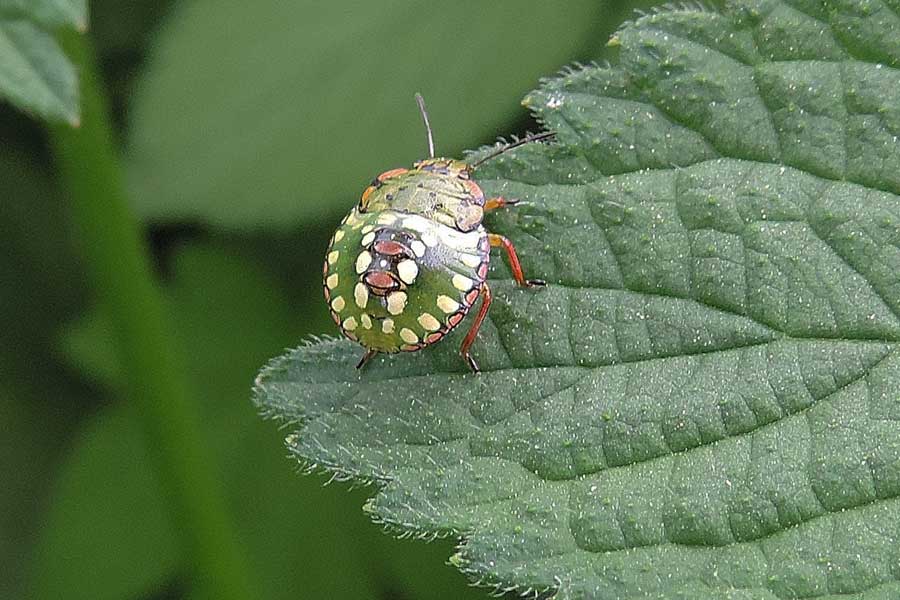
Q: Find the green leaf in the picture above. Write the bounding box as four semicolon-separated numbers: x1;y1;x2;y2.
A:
125;0;611;230
254;0;900;597
0;0;87;30
0;18;79;124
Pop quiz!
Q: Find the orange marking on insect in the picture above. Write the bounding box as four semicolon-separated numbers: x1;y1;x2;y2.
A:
330;311;341;325
377;167;408;182
361;185;376;205
401;344;421;352
465;289;480;306
323;287;331;302
448;313;464;327
425;332;443;344
463;179;485;205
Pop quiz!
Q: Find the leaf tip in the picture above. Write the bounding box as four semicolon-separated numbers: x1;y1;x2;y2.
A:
448;552;466;568
362;498;376;514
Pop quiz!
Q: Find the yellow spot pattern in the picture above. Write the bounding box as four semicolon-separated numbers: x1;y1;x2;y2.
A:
417;313;440;331
387;291;407;315
355;251;372;274
452;274;473;291
397;259;419;284
437;295;460;314
354;282;369;308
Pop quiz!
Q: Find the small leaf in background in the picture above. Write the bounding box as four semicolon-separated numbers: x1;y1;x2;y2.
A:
125;0;612;230
0;18;79;124
28;405;182;600
0;0;87;30
255;0;900;597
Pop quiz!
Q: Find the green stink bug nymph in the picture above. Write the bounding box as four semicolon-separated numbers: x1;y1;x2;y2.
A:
323;94;553;372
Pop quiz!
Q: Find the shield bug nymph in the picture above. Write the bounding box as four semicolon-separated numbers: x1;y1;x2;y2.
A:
323;94;553;372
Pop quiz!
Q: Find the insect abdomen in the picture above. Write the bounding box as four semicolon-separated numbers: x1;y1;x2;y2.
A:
323;208;489;353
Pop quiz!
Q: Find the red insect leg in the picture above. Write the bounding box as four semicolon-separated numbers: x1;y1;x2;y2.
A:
488;233;545;287
459;282;492;373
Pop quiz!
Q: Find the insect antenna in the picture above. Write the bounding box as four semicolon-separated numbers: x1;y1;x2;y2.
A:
414;93;435;158
469;131;556;170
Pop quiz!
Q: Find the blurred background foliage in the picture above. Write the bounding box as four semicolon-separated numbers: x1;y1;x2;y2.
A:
2;0;660;598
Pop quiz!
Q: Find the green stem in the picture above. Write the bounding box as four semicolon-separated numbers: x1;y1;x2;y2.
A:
49;30;255;600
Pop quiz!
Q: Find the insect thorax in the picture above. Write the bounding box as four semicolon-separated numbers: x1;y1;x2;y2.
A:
361;159;485;232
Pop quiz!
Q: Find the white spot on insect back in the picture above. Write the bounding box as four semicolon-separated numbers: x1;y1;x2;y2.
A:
399;328;418;344
354;282;368;308
333;229;345;243
410;240;426;258
397;260;419;284
459;253;481;268
326;273;339;289
401;215;440;247
355;251;372;274
360;314;372;329
421;231;438;247
437;295;460;314
342;316;358;331
387;291;407;315
331;296;345;312
327;250;340;265
437;226;481;251
360;231;376;247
